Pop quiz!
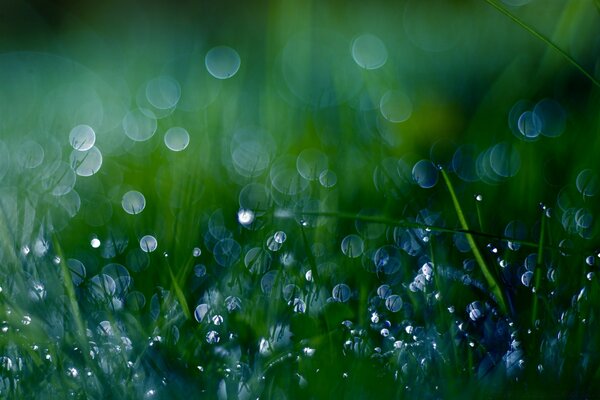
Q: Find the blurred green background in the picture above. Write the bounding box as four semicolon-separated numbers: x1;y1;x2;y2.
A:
0;0;599;398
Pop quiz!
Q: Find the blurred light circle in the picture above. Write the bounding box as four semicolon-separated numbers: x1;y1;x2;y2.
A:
205;46;241;79
16;140;44;169
213;238;241;267
332;283;351;302
296;148;328;181
534;98;566;138
70;146;102;177
319;169;337;188
164;127;190;152
69;124;96;151
489;142;520;178
140;235;158;253
576;169;599;197
380;90;412;123
517;111;542;140
145;76;181;110
341;234;364;258
122;108;157;142
351;34;388;70
121;190;146;215
412;160;438;188
385;294;403;312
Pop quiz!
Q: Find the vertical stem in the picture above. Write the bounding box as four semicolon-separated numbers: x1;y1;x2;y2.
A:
532;210;546;326
440;169;508;315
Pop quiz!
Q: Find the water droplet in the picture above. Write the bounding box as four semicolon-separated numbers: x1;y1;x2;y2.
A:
467;301;484;321
145;76;181;110
385;295;403;312
237;209;255;225
351;33;388;69
380;90;412;123
162;127;190;152
122;108;157;142
70;146;102;176
139;235;158;253
412;160;439;188
274;231;287;244
69;125;96;151
332;283;351;303
121;190;146;215
205;46;241;79
319;169;337;188
576;169;599;197
341;234;364;258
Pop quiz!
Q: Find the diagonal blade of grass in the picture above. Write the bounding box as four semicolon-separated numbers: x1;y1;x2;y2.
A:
484;0;600;89
440;168;508;316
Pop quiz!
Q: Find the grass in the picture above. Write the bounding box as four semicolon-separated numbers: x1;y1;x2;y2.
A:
0;0;599;399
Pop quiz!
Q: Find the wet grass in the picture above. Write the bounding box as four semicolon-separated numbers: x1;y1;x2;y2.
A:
0;1;599;399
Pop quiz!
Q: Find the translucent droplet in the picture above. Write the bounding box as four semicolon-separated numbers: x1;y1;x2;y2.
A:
341;234;364;258
319;169;337;188
90;237;101;249
521;271;533;287
194;304;209;323
576;169;599;197
517;111;542;140
192;247;202;257
380;90;412;123
69;125;96;151
351;34;388;70
467;301;484;321
145;76;181;110
194;264;206;277
122;191;146;215
205;46;241;79
296;149;328;181
412;160;438;188
67;258;86;286
140;235;158;253
164;127;190;152
385;295;403;312
377;284;392;299
332;283;351;302
17;140;44;169
213;238;241;267
70;146;102;177
122;108;157;142
274;231;287;244
206;330;220;344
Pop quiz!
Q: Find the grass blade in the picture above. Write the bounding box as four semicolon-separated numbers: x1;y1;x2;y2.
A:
440;168;509;315
484;0;600;89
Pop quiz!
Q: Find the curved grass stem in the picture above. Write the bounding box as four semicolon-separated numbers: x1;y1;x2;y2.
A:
484;0;600;89
439;169;508;316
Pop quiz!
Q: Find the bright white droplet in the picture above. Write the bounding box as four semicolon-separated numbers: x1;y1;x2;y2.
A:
90;238;101;248
164;127;190;152
238;209;255;225
205;46;241;79
69;125;96;151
